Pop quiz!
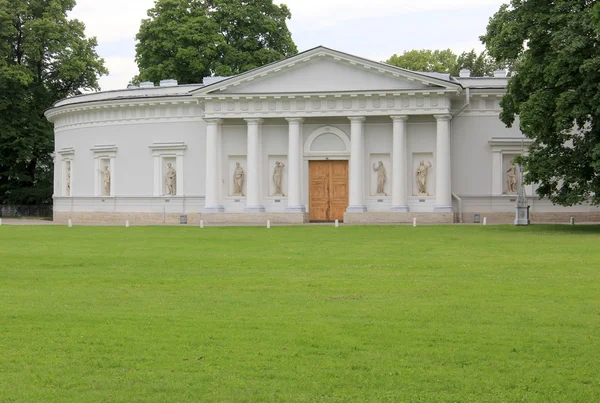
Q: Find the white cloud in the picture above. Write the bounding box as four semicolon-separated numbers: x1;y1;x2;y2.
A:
98;57;139;91
281;0;505;26
69;0;154;43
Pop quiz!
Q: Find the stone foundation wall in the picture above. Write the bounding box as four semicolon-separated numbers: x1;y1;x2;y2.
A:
344;212;454;224
457;212;600;224
54;211;308;225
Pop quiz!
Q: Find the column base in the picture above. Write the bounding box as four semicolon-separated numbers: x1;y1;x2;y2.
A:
346;205;367;213
285;205;306;213
391;205;410;213
244;205;265;213
203;205;224;213
434;205;453;213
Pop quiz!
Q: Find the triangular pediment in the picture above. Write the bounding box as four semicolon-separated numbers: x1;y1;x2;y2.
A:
193;47;460;97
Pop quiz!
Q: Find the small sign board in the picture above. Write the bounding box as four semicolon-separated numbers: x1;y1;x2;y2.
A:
473;214;481;223
234;199;240;203
377;199;383;203
275;199;281;203
180;215;187;224
419;199;426;203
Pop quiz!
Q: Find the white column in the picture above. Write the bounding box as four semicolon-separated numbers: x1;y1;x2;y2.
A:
285;118;305;212
391;115;409;212
347;116;367;213
434;114;453;212
244;118;265;212
203;118;224;212
152;156;161;196
175;155;184;196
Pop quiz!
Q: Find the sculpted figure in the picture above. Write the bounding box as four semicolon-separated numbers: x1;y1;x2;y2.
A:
233;162;244;196
102;166;111;196
373;161;387;195
416;160;432;195
165;163;177;195
272;161;285;196
66;163;71;196
507;161;517;193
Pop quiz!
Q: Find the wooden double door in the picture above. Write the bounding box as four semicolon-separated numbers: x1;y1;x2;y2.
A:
309;160;349;222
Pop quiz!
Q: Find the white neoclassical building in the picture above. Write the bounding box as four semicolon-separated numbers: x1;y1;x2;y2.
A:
46;46;600;224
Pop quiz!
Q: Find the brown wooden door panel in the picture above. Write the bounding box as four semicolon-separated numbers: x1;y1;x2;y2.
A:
309;160;348;222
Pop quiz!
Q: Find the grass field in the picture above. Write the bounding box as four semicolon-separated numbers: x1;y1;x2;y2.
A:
1;225;599;402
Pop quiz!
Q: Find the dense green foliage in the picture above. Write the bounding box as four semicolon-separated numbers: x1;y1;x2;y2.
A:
134;0;297;84
385;48;501;76
0;0;107;205
1;225;599;401
482;1;600;206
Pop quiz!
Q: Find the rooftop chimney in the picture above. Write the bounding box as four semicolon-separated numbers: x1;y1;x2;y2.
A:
127;84;139;89
493;69;508;78
160;79;178;87
459;69;471;78
139;81;154;88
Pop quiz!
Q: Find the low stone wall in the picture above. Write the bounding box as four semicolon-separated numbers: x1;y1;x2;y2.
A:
344;212;454;224
199;212;308;225
54;211;308;225
457;212;600;224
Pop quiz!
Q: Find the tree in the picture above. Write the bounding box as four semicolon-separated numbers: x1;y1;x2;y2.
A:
134;0;297;84
455;49;504;77
0;0;107;205
481;0;600;206
385;49;457;74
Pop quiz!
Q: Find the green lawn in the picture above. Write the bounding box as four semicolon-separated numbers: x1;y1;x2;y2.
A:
1;225;599;402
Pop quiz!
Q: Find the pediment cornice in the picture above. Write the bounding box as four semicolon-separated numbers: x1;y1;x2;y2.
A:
192;46;462;97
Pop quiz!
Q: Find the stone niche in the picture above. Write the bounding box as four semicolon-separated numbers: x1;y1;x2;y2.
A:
369;153;391;197
503;153;520;195
161;156;176;196
267;155;288;198
412;152;435;197
228;155;247;197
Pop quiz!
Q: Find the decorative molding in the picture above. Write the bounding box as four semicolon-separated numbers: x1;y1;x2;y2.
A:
192;46;461;96
57;147;75;156
148;142;187;154
304;125;351;158
90;144;118;154
202;94;452;119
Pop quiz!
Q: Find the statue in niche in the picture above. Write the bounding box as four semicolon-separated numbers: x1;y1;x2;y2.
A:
165;163;177;195
416;160;432;196
98;165;111;196
66;163;71;196
507;161;517;193
233;162;245;196
372;161;387;195
272;161;285;196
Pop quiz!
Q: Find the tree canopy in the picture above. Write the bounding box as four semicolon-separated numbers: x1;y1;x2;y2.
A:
481;0;600;206
134;0;297;84
385;48;502;77
0;0;107;205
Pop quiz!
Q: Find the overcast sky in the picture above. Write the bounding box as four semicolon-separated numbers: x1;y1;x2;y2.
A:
69;0;507;91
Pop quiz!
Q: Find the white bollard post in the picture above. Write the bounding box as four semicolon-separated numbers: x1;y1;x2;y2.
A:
267;220;271;229
335;219;339;228
200;219;204;229
125;220;129;228
413;218;417;227
483;217;487;226
570;217;575;225
68;219;72;228
0;218;2;226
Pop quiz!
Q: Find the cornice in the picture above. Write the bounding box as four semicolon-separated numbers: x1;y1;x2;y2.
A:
192;46;462;96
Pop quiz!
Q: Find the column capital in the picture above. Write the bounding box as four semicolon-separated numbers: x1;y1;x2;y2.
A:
285;117;304;124
204;118;223;125
434;114;453;122
348;116;366;123
390;115;409;122
244;118;264;125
